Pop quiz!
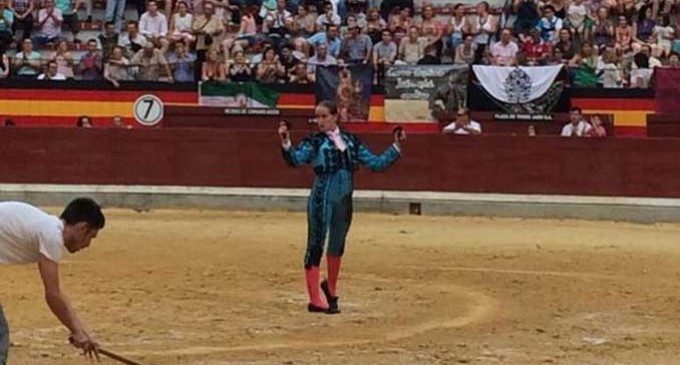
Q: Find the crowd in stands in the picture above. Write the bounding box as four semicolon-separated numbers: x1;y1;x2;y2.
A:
0;0;678;87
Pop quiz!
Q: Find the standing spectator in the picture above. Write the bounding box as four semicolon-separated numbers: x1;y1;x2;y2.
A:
227;50;252;81
307;24;342;58
98;21;119;62
79;38;102;80
201;48;226;80
0;45;9;78
522;27;551;65
105;0;125;33
33;0;63;47
536;5;563;44
447;3;469;54
139;0;169;53
256;46;285;83
167;40;195;82
0;1;14;48
170;1;195;45
104;45;130;88
50;39;75;79
591;7;614;49
13;38;41;77
55;0;81;42
119;21;147;57
37;60;66;80
615;15;632;53
307;42;337;81
561;107;592;137
491;28;519;65
365;7;386;45
340;23;372;64
442;108;482;135
472;1;497;63
373;29;396;82
455;34;476;64
397;25;425;64
192;2;223;81
131;42;173;82
9;0;34;42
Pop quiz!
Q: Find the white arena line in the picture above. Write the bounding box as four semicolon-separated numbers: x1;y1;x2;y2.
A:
1;184;680;208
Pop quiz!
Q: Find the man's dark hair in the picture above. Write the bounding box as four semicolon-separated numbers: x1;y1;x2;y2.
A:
88;38;97;44
570;107;582;114
3;118;15;126
104;20;115;27
60;198;105;229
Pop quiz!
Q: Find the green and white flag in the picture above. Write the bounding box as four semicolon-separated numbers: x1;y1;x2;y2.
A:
199;81;279;108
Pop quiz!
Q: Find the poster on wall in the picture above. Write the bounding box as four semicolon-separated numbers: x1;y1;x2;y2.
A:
314;65;374;122
383;65;469;123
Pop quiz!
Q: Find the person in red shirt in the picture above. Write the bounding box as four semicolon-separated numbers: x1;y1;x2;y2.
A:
522;28;551;65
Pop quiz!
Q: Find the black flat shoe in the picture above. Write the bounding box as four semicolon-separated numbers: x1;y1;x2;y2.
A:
307;303;327;313
320;280;340;314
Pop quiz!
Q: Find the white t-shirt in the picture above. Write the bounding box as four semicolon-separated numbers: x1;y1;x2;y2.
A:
561;120;592;137
443;120;482;135
0;202;65;264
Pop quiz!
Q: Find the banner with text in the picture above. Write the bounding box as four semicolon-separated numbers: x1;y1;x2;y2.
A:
314;65;374;122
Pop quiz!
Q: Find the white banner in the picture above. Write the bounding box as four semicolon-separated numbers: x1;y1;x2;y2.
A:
472;65;563;104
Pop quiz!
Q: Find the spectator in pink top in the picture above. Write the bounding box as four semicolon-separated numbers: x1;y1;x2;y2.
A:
491;28;518;66
33;0;63;47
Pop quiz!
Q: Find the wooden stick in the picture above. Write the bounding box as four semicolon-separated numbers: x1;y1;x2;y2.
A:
99;348;147;365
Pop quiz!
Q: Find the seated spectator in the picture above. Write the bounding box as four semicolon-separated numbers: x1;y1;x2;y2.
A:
38;60;66;80
9;0;34;43
365;7;387;44
340;23;372;64
201;48;226;81
632;5;656;53
667;52;680;68
79;39;102;80
222;6;258;59
512;0;539;35
443;108;482;135
13;38;41;78
615;16;633;53
419;5;443;58
76;115;92;128
388;7;413;40
131;42;172;82
289;62;310;83
570;42;598;87
279;44;300;81
555;28;576;61
170;1;195;45
33;0;62;47
256;46;285;83
536;5;562;44
585;115;607;137
561;107;592;137
307;24;342;58
119;21;147;58
0;46;8;78
373;30;397;82
167;41;195;82
263;0;293;49
0;1;14;47
522;28;551;65
455;35;476;64
491;28;519;66
227;50;251;81
104;45;130;87
630;52;652;88
294;4;316;37
591;7;614;50
397;25;425;65
633;44;662;68
566;0;588;41
315;2;340;32
99;21;119;62
50;40;74;79
55;0;79;42
598;45;623;88
139;0;169;53
447;4;469;54
655;16;674;59
307;42;337;81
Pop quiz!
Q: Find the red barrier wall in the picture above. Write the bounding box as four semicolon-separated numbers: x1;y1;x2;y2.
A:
1;128;679;197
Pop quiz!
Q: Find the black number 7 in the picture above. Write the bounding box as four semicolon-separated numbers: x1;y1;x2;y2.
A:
143;99;155;119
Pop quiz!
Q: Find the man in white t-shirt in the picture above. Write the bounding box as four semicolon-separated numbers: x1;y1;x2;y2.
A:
0;198;105;364
443;108;482;135
561;107;592;137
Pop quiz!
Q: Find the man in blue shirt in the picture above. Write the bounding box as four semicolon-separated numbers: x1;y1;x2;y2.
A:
166;40;196;82
307;24;342;58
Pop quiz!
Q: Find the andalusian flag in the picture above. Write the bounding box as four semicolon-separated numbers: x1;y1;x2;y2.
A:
199;81;279;108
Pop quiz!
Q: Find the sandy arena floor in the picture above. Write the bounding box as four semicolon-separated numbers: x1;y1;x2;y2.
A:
1;209;680;365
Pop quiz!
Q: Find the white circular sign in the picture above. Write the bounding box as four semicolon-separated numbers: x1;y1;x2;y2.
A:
133;94;164;126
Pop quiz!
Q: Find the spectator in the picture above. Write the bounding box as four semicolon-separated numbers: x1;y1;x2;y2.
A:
523;27;551;65
9;0;34;42
591;7;614;49
447;3;469;54
79;38;102;80
585;115;607;137
537;5;562;44
491;28;519;65
289;62;310;83
472;1;497;63
222;6;258;59
0;1;14;48
315;2;341;31
256;46;284;83
630;51;652;88
455;34;476;64
3;118;15;126
104;45;130;88
307;24;342;58
131;42;173;82
76;115;92;128
263;0;293;49
105;0;126;33
513;0;539;35
0;45;8;78
170;1;195;45
443;108;482;135
139;0;169;53
38;60;67;80
555;28;576;61
112;115;125;128
33;0;63;47
634;44;662;68
307;42;337;81
632;5;656;52
667;52;680;68
119;21;147;58
340;23;372;64
419;5;443;58
566;0;588;41
365;7;387;45
597;45;622;88
55;0;80;42
373;29;397;82
561;107;592;137
294;4;316;37
167;41;195;82
98;21;119;62
201;47;226;81
615;15;633;53
528;124;537;136
13;38;41;78
548;0;566;19
227;50;252;81
397;25;425;64
655;15;674;59
192;2;223;80
279;44;300;80
388;7;413;40
50;39;75;79
570;42;598;87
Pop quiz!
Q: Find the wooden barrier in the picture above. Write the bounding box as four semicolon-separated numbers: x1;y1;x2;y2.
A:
646;114;680;137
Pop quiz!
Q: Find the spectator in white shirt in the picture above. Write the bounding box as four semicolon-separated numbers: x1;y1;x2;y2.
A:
139;0;169;52
443;108;482;135
37;60;67;80
118;20;147;58
561;107;592;137
491;28;519;66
